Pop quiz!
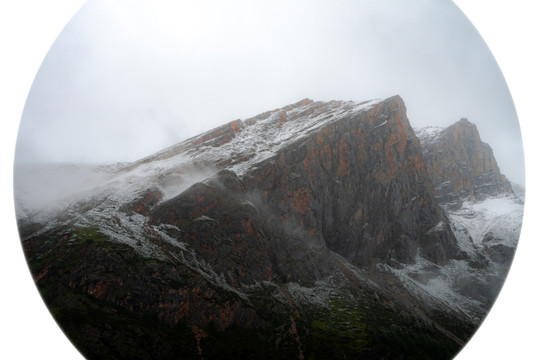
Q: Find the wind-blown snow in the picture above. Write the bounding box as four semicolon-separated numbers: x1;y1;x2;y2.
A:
15;98;381;224
13;163;118;219
14;98;524;327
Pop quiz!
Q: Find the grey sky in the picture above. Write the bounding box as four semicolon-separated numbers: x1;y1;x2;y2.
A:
15;0;525;185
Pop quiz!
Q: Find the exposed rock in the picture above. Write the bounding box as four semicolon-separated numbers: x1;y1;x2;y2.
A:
153;96;460;272
416;119;513;208
415;119;522;312
16;97;520;360
242;96;460;266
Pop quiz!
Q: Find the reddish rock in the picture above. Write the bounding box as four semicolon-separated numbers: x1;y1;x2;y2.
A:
417;118;513;207
21;96;486;360
155;96;460;271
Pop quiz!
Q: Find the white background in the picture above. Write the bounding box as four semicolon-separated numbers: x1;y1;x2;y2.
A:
0;1;537;359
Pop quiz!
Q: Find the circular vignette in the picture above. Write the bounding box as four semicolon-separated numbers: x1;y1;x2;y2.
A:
4;0;536;360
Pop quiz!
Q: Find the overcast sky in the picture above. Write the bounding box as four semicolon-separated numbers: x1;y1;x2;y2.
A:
15;0;524;185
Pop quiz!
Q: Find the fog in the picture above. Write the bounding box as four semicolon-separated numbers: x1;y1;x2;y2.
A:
13;157;220;216
13;163;115;217
15;0;524;186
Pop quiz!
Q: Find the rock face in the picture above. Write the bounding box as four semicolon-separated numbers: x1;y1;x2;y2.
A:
416;119;522;309
16;96;522;360
416;119;513;207
245;96;461;267
155;96;459;271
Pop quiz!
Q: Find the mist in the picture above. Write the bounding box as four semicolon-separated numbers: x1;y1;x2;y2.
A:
15;0;524;186
13;158;219;217
13;163;115;217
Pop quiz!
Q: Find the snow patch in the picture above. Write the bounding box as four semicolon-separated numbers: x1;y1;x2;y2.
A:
15;98;383;224
447;194;523;247
373;120;388;128
386;256;485;322
414;126;444;146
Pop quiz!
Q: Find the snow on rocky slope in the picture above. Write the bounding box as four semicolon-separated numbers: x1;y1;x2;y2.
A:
15;98;381;223
14;97;523;359
391;123;525;320
384;193;523;322
15;100;523;317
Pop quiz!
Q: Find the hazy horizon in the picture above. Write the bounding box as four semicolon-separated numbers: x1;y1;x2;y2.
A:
15;0;525;186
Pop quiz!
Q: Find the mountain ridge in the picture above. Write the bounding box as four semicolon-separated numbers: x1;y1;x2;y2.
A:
416;118;514;208
15;95;522;360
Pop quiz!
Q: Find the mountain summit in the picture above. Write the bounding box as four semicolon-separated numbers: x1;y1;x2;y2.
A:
16;96;522;359
416;119;513;207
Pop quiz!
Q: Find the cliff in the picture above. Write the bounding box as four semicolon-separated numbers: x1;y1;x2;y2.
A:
18;96;519;360
154;96;460;272
416;119;513;208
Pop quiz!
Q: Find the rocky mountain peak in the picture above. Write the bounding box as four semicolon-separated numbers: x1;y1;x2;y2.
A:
128;97;383;177
154;95;459;268
16;95;522;360
417;118;513;207
456;117;472;125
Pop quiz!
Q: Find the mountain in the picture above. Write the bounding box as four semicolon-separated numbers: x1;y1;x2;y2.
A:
15;96;522;360
415;119;513;208
414;122;523;308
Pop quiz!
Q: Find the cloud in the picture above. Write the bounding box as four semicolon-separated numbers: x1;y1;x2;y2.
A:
15;0;524;185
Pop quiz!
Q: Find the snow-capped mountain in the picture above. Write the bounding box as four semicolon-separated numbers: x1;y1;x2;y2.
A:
15;96;522;359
